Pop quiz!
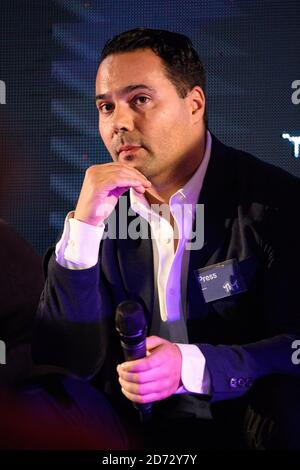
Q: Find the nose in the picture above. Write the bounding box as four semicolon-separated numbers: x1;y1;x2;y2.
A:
112;102;135;134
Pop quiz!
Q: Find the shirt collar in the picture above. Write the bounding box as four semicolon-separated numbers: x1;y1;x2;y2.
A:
130;129;212;215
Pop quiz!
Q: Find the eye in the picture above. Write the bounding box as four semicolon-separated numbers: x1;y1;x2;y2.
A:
98;103;113;114
133;95;150;105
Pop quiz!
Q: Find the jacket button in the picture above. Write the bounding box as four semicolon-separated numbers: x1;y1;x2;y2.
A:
229;378;238;388
237;378;245;387
244;378;253;387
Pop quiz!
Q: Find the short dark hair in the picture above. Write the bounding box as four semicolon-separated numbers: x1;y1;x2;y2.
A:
100;28;207;125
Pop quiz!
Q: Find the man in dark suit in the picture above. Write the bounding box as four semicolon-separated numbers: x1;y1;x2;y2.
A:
32;28;300;449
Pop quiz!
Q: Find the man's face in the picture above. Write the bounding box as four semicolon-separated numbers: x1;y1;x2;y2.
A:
96;49;200;180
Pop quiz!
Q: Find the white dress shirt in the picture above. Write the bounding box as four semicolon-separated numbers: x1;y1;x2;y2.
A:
55;130;212;395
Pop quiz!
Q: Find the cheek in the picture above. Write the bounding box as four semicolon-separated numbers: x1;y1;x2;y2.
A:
148;109;174;135
150;110;188;149
159;105;188;130
99;123;109;146
99;123;118;161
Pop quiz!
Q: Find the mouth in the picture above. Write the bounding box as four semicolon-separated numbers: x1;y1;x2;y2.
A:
118;145;142;159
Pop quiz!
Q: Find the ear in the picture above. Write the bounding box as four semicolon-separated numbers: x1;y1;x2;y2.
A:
187;86;205;124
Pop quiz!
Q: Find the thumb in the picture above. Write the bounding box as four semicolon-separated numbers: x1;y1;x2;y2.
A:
146;335;167;352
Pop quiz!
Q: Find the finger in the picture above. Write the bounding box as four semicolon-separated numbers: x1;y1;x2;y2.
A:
90;166;151;187
115;166;151;182
121;387;162;404
103;176;151;191
110;165;152;183
118;376;167;396
117;365;163;384
101;161;147;178
146;335;167;351
117;177;151;189
115;162;151;180
133;185;148;194
120;353;161;373
86;163;151;186
127;179;152;188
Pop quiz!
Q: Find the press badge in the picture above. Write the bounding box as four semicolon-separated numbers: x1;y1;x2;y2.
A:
194;258;247;303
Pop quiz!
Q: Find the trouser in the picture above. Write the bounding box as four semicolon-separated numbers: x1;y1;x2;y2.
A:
1;373;299;450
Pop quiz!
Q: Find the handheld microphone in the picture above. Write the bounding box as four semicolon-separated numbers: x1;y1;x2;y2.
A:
115;300;152;423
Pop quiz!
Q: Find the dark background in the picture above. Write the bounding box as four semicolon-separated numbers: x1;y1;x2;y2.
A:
0;0;299;255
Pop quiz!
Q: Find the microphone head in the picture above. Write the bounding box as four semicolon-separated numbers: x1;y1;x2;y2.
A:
115;300;147;337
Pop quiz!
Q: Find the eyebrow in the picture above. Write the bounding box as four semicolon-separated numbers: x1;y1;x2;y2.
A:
95;84;156;101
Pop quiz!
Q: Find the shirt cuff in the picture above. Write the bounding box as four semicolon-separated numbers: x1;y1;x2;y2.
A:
55;211;105;270
175;343;211;395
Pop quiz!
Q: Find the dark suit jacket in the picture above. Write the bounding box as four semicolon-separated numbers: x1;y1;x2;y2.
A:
32;134;300;407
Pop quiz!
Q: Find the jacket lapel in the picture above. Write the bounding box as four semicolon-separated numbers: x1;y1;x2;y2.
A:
116;196;154;327
187;133;238;320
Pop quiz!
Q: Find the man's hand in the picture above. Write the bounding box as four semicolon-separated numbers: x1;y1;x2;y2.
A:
74;162;152;226
117;336;182;404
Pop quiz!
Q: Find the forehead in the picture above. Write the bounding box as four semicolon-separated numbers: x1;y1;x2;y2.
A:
96;49;172;94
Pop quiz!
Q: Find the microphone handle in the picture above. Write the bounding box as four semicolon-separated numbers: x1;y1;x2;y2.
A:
120;337;152;423
120;338;147;361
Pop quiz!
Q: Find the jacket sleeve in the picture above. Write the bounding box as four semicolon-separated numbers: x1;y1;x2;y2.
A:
197;202;300;402
32;248;115;380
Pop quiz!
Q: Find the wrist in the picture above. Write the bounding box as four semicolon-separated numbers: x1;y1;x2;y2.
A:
74;211;104;227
